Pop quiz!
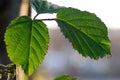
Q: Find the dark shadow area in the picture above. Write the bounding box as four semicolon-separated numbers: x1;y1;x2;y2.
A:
0;0;22;64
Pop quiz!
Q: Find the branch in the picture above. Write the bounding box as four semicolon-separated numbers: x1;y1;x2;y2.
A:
33;13;57;21
33;13;40;20
40;18;57;21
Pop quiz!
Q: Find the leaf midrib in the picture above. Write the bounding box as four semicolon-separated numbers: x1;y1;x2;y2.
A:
28;19;33;74
59;19;108;54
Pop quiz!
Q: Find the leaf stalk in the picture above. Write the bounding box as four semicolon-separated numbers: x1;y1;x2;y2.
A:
33;13;40;20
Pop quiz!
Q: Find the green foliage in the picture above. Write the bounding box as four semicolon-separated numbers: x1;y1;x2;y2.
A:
54;75;77;80
4;0;111;77
5;16;49;75
57;8;111;59
31;0;65;13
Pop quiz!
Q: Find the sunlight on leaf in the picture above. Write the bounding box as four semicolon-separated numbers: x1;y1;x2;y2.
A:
31;0;65;13
57;8;111;59
5;16;49;75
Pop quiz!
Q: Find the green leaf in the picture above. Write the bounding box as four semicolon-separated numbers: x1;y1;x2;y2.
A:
31;0;65;13
57;8;111;59
4;16;49;75
54;75;77;80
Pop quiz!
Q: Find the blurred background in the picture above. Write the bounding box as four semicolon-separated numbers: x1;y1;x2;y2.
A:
31;0;120;80
1;0;120;80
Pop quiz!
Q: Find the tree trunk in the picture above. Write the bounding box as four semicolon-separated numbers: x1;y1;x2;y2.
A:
16;66;29;80
16;0;31;80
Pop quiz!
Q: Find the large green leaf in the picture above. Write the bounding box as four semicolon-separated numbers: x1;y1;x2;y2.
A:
57;8;111;59
31;0;65;13
54;75;76;80
4;16;49;75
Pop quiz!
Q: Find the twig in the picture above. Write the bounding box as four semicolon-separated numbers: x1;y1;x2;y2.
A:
33;13;40;20
39;18;57;21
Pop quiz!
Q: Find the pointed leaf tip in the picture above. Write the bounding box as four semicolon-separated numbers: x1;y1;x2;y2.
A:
57;8;111;59
5;16;49;75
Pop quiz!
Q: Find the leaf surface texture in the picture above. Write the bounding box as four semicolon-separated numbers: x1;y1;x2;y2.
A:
31;0;65;13
5;16;49;75
57;8;111;59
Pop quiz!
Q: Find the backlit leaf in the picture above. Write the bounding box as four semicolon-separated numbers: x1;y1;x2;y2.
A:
31;0;65;13
57;8;111;59
5;16;49;75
